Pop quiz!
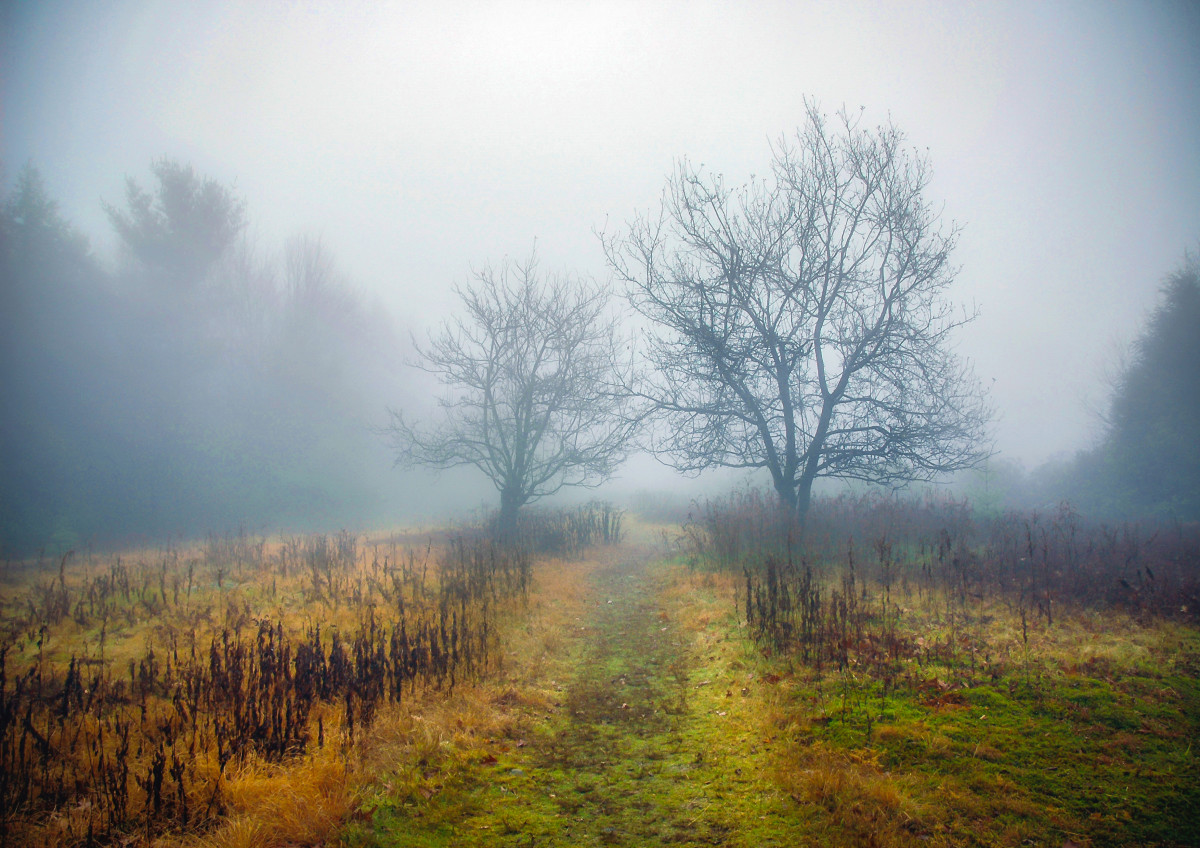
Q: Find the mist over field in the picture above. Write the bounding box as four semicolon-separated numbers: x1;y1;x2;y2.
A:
3;9;1200;846
2;1;1199;555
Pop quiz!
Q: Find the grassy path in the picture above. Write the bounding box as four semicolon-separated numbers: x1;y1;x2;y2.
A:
348;542;804;847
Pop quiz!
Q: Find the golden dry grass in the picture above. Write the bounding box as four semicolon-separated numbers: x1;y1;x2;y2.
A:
775;742;922;834
177;751;352;848
176;532;623;848
0;526;539;847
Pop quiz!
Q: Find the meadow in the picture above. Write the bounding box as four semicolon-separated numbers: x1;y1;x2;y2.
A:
0;503;619;847
1;494;1197;847
672;491;1200;846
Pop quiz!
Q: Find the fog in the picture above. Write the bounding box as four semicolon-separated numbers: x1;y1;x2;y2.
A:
2;1;1199;552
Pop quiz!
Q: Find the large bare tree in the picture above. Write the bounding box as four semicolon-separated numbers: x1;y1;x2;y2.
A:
604;102;991;524
387;253;638;539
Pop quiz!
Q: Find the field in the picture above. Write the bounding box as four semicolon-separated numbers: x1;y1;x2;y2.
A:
1;496;1197;847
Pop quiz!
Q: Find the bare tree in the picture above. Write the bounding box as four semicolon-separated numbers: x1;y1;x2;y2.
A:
387;252;638;539
603;101;991;525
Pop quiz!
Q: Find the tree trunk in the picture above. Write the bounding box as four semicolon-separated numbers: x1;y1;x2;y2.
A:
794;475;814;530
496;487;523;544
773;476;798;513
774;473;816;549
773;478;804;552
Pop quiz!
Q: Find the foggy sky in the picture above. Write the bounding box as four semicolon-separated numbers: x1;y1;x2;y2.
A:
3;0;1199;469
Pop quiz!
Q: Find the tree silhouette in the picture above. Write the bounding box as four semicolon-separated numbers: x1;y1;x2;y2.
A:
1104;252;1200;518
104;158;246;287
604;101;991;525
386;252;638;540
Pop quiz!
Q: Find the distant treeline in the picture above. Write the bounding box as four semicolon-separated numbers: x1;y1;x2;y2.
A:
971;252;1200;523
0;161;413;556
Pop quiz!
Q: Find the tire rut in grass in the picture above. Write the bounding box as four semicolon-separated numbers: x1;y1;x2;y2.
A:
532;552;731;846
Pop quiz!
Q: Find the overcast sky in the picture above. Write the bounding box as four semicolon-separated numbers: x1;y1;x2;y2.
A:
3;0;1198;469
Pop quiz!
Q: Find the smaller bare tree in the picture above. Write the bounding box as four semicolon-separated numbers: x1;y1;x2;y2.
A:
386;252;638;539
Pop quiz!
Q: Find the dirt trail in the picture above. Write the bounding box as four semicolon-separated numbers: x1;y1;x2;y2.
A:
529;546;725;844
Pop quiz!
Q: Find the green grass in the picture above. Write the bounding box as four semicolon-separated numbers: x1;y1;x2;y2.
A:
740;594;1200;845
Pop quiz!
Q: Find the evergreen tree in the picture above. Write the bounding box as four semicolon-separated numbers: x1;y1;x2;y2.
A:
103;158;246;288
1103;253;1200;518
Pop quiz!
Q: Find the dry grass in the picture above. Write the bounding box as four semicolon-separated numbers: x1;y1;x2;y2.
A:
11;506;1192;848
178;751;352;848
774;742;924;840
0;526;537;847
181;533;621;848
